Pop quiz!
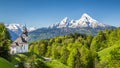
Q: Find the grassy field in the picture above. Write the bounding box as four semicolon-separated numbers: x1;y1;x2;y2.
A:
0;57;15;68
46;60;69;68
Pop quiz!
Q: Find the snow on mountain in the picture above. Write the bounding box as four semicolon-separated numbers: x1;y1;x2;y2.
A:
49;13;109;29
5;24;37;40
76;13;106;28
28;13;116;41
49;17;70;28
5;24;23;40
5;13;115;41
6;24;23;36
48;23;58;28
6;24;23;30
28;27;37;32
57;17;70;28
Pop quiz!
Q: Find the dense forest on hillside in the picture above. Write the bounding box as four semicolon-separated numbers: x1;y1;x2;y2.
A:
29;27;120;68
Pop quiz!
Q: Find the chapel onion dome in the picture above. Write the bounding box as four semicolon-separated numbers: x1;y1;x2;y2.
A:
22;25;28;36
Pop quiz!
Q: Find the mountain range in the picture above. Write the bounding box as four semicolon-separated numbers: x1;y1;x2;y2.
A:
5;24;37;40
49;13;111;29
6;13;116;41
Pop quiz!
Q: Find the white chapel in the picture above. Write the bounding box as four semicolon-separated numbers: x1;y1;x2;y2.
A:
10;26;29;54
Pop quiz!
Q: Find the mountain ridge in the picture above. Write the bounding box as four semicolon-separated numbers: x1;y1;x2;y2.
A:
5;24;37;40
29;13;115;41
5;13;116;41
49;13;112;29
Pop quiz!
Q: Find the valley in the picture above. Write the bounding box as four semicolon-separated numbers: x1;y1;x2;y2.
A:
0;22;120;68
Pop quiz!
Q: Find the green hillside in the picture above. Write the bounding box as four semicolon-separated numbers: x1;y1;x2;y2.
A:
0;57;14;68
92;28;120;67
29;27;120;68
46;60;69;68
98;41;120;62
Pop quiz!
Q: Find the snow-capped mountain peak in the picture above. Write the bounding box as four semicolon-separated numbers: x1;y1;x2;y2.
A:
77;13;100;28
49;13;109;28
79;13;97;23
60;17;69;24
81;13;93;20
57;17;70;28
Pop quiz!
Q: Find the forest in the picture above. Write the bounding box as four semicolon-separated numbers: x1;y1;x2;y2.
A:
0;23;120;68
29;27;120;68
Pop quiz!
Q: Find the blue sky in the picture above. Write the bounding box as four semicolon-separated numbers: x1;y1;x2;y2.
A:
0;0;120;28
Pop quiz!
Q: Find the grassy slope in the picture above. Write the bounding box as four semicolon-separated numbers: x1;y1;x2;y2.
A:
0;57;15;68
46;60;69;68
98;41;120;63
11;53;69;68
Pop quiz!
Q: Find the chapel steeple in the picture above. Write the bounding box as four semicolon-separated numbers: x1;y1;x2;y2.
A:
23;25;28;36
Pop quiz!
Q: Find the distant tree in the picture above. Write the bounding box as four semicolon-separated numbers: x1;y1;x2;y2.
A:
51;44;60;59
86;35;93;48
45;45;52;57
80;46;95;68
91;30;107;51
60;46;69;64
67;48;82;68
39;43;47;56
